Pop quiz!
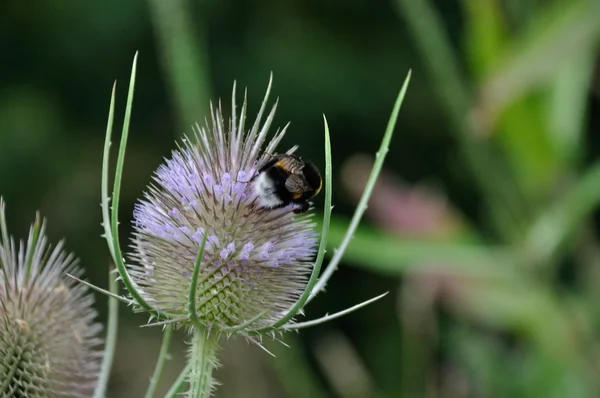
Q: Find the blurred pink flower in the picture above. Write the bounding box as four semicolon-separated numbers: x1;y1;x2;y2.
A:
341;154;466;240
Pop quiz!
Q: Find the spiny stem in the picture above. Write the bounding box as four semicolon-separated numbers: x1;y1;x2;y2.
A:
188;327;219;398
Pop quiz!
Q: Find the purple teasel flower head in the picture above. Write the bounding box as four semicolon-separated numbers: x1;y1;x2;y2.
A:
0;200;103;397
129;80;319;335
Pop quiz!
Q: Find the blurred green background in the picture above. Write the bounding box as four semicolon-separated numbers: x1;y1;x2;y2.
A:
3;0;600;396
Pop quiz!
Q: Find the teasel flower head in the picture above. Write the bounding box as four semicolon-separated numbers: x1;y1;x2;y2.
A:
125;77;319;335
99;55;408;397
0;200;103;397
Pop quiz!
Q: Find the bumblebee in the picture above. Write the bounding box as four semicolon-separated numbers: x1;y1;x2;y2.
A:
253;153;322;214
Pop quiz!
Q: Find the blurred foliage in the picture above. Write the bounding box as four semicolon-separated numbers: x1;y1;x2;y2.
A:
2;0;600;397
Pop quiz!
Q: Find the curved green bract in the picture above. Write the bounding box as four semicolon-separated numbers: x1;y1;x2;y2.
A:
66;273;134;305
250;115;333;334
307;71;412;303
283;292;388;330
188;233;208;326
101;53;167;319
101;83;117;263
220;309;270;334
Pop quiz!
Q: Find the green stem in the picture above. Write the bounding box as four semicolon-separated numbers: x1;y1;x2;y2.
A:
94;268;120;398
144;326;173;398
188;327;219;398
165;362;192;398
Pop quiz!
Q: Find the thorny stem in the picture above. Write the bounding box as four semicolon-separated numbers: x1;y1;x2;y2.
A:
188;327;219;398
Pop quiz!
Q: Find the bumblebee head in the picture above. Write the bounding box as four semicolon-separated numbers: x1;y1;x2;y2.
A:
301;162;322;197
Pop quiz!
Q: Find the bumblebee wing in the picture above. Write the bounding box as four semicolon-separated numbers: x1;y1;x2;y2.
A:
286;145;299;155
285;174;308;194
277;157;305;174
